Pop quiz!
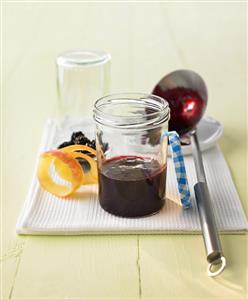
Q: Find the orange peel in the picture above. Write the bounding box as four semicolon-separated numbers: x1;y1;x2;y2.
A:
37;150;83;198
60;144;96;156
57;145;98;184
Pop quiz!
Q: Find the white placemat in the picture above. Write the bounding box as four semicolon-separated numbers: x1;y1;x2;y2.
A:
16;118;248;235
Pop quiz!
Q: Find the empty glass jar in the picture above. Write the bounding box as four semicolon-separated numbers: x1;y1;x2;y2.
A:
56;49;111;118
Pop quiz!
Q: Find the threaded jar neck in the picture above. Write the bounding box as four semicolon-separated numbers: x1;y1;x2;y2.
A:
94;93;170;130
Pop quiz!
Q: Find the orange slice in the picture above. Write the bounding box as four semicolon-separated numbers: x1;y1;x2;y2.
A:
37;150;83;198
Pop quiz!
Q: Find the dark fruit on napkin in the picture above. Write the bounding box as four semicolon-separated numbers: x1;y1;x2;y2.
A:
153;86;206;136
57;141;74;149
58;131;96;150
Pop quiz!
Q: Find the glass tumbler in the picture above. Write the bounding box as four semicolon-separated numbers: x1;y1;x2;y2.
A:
93;93;170;218
56;49;111;118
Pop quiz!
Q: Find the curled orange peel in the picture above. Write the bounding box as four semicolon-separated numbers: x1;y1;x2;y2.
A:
54;151;98;185
37;150;83;198
70;152;97;180
60;145;97;156
58;145;97;184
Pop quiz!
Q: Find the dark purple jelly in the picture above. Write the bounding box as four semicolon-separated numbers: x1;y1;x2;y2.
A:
98;156;167;217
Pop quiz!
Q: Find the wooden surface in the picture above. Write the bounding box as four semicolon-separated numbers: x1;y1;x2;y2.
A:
2;2;247;298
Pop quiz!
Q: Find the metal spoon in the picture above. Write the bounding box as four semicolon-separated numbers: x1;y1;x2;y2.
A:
153;69;226;277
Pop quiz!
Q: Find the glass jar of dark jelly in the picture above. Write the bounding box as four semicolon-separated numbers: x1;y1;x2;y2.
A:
93;93;170;218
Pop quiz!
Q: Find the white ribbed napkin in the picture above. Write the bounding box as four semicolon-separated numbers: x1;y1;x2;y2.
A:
16;118;248;235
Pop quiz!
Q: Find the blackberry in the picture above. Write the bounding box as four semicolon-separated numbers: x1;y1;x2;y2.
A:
58;141;74;149
91;140;96;149
58;131;97;150
83;139;96;150
71;131;90;145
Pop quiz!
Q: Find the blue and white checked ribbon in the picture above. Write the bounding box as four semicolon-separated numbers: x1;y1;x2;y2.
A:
164;131;191;209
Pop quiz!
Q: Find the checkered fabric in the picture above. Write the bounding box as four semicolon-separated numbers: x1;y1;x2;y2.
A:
165;131;192;209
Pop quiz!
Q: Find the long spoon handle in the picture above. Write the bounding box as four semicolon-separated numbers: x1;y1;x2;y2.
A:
191;131;226;276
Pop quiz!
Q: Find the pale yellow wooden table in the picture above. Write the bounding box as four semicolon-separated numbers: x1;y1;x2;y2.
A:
2;2;247;298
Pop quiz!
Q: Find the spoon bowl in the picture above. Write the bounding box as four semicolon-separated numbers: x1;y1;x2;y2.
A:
152;69;208;136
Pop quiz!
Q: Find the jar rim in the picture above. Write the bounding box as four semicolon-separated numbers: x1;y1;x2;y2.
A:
93;92;170;130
